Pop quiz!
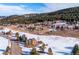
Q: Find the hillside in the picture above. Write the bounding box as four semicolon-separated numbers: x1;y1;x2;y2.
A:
0;6;79;24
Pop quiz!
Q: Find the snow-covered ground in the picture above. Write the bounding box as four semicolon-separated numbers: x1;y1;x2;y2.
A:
0;37;8;55
23;33;79;55
1;28;79;55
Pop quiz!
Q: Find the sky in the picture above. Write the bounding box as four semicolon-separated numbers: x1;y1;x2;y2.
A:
0;3;79;16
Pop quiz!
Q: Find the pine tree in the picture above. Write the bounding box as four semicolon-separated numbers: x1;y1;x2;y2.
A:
25;39;28;47
30;48;39;55
48;48;53;55
22;34;27;42
39;43;46;52
71;44;79;55
19;36;22;42
15;32;19;41
3;46;10;55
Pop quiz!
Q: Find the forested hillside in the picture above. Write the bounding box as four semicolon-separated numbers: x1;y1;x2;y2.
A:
0;6;79;24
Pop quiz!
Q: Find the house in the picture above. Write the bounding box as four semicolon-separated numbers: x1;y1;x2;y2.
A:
26;38;38;48
32;38;38;46
52;20;68;30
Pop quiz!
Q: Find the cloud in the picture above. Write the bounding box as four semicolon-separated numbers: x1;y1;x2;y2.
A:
0;3;79;16
0;4;41;16
43;3;79;12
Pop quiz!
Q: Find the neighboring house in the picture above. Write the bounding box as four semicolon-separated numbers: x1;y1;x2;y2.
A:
52;20;68;30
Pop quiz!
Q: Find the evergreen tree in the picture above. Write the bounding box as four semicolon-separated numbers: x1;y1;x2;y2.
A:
25;39;28;47
15;32;19;41
19;36;22;42
22;34;27;42
71;44;79;55
48;48;53;55
39;43;46;52
30;48;39;55
3;46;10;55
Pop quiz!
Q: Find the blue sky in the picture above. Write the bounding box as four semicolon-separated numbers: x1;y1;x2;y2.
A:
0;3;79;16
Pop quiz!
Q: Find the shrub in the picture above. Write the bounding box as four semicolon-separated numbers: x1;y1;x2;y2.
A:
48;48;53;55
71;44;79;55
